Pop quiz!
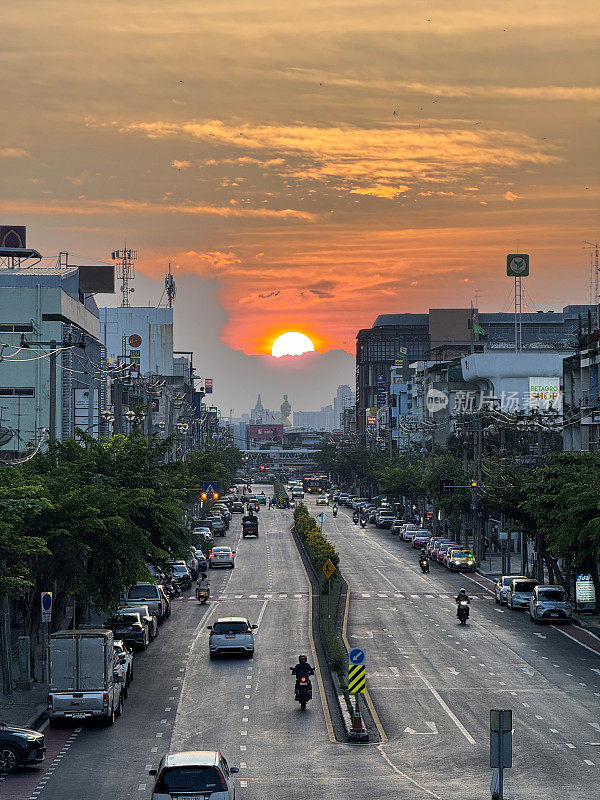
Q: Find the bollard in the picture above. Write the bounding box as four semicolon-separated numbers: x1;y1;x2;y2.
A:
17;636;33;690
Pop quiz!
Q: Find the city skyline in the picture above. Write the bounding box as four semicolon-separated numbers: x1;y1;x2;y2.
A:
0;1;598;364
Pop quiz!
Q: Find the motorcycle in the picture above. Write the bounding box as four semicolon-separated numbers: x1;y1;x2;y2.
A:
419;557;429;574
332;506;338;517
360;516;367;528
163;579;180;599
290;667;312;711
195;583;210;604
457;600;470;625
353;512;359;525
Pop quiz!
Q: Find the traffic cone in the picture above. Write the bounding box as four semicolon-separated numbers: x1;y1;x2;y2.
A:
349;695;368;741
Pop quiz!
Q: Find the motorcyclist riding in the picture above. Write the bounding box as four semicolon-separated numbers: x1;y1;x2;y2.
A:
291;654;315;697
420;548;428;560
353;510;359;523
455;587;470;604
195;571;210;601
332;504;338;517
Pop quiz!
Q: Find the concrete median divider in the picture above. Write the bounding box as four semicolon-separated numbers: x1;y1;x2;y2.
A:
292;503;380;743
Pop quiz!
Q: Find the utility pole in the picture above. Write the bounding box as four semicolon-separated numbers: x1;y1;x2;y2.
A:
49;339;57;441
1;595;13;694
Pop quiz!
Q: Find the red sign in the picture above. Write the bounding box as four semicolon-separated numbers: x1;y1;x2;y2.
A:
248;424;283;441
128;334;142;348
205;378;213;393
366;416;377;427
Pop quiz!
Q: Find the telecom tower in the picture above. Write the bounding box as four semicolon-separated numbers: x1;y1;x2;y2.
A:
165;261;176;308
111;246;137;307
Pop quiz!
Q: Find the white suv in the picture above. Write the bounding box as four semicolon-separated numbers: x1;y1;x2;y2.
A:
208;617;257;659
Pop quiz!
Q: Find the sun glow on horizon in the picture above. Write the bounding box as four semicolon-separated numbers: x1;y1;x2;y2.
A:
271;332;315;358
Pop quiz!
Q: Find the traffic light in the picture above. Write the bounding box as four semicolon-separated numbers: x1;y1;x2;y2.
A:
260;465;265;472
213;492;219;500
470;479;478;488
201;492;208;501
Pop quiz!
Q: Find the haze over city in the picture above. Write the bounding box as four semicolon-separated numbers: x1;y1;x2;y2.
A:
1;0;598;413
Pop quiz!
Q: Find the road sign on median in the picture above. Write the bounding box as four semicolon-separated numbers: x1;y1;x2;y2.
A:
202;481;218;493
348;664;366;693
322;559;336;580
349;647;365;665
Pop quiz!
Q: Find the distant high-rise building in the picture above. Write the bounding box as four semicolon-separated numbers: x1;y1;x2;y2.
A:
293;405;334;430
333;385;353;429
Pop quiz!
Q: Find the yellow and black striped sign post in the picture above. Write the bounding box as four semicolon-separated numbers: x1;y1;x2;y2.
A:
348;664;366;694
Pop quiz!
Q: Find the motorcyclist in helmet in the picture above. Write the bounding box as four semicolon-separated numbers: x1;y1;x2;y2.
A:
455;587;470;604
420;548;428;560
195;571;210;599
332;504;338;517
291;654;315;697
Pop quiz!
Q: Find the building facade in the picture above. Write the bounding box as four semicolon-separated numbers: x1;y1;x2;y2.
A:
357;305;594;436
0;257;113;455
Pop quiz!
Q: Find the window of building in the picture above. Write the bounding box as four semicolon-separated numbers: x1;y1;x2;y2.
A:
0;324;34;333
0;388;35;397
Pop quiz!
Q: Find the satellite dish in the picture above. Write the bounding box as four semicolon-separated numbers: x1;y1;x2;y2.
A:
0;427;13;447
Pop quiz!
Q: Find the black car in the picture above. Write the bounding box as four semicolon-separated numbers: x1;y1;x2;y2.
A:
104;612;150;650
0;722;46;773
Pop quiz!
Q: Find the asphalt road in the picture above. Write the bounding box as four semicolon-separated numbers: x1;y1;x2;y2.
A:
322;500;600;800
8;489;600;800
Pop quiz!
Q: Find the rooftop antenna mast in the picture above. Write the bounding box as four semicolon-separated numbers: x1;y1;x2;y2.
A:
165;261;176;308
584;240;599;327
111;245;137;307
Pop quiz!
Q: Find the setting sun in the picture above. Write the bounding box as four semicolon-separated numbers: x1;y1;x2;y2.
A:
271;332;315;358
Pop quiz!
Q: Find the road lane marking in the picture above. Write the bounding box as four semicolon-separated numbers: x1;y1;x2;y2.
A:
377;744;444;799
550;728;558;733
588;723;600;733
566;743;576;748
404;721;438;735
411;664;476;744
584;759;595;765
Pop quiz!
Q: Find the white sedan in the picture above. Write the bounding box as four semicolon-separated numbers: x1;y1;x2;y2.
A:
209;546;235;569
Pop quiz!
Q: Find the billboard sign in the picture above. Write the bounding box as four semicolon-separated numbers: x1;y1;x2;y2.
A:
528;377;561;411
376;374;386;386
248;424;284;441
205;378;213;393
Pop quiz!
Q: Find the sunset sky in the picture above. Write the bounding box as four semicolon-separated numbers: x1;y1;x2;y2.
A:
1;1;599;409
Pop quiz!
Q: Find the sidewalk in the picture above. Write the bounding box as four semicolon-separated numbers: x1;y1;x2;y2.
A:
0;683;48;730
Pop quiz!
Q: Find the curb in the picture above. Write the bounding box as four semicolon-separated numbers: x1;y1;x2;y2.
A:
25;703;48;731
332;673;369;743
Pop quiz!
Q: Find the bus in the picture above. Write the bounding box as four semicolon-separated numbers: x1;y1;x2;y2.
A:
302;475;330;494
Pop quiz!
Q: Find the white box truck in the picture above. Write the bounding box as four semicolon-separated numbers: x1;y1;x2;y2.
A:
48;629;124;726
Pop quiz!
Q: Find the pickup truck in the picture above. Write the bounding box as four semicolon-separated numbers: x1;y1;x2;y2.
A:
48;629;124;726
125;583;170;623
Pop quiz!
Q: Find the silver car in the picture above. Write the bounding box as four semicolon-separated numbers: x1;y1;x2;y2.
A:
529;585;573;624
495;575;526;605
149;750;239;799
507;578;538;610
208;617;257;659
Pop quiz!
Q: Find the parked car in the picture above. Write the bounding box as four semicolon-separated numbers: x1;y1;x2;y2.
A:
391;519;404;535
167;561;193;591
494;575;526;605
207;617;257;658
126;583;170;624
119;604;159;640
113;640;134;688
149;751;239;799
105;612;151;650
435;542;458;564
529;585;573;623
0;722;45;773
403;525;421;542
208;546;236;569
411;531;432;548
207;514;226;537
507;578;539;610
445;548;477;571
376;511;395;529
